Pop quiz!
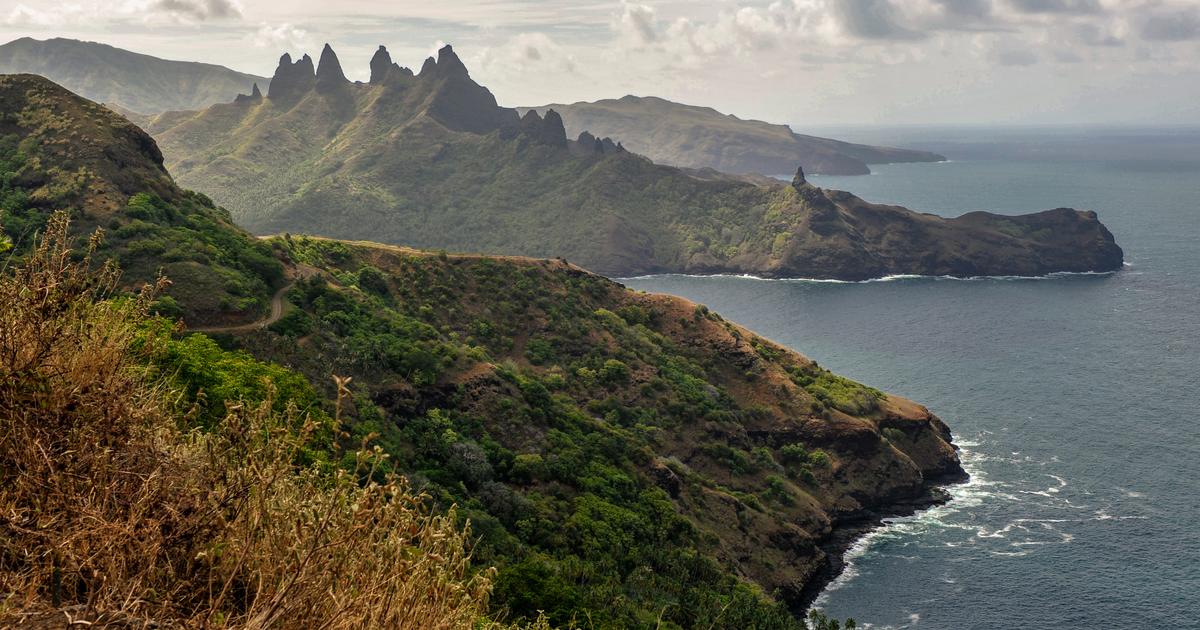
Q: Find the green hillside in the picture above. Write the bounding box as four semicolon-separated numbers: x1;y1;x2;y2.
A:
0;74;284;323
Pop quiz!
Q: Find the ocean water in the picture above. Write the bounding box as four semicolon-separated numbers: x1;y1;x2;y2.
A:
623;127;1200;629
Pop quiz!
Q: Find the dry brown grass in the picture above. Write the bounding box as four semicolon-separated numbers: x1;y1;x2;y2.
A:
0;212;495;628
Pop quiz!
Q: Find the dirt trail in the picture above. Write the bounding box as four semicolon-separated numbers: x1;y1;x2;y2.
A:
190;265;316;334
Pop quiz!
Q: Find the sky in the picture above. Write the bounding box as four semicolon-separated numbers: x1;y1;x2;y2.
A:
3;0;1200;126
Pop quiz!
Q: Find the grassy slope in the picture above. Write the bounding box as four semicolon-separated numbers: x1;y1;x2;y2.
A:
521;96;944;176
0;37;268;114
0;74;284;323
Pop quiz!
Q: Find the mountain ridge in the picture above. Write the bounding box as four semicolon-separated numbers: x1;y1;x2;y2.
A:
142;43;1123;282
0;37;269;114
520;95;947;176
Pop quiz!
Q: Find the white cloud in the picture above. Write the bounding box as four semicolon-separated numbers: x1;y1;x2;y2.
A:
619;1;660;45
475;32;576;75
251;22;310;50
4;0;241;26
151;0;242;20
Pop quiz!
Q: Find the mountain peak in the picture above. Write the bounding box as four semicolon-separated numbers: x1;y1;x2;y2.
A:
518;109;567;147
268;51;315;102
792;165;807;188
369;45;392;84
436;44;469;77
419;56;437;76
0;74;177;209
315;43;349;91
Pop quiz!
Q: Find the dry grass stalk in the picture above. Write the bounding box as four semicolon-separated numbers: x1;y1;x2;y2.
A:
0;212;494;628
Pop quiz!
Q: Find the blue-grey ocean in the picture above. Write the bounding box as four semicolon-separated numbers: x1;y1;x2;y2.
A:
623;127;1200;629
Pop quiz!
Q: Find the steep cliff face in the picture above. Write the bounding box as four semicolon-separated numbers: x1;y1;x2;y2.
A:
142;43;1123;281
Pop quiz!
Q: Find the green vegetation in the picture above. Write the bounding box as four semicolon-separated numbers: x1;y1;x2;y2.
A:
787;363;885;416
199;235;945;627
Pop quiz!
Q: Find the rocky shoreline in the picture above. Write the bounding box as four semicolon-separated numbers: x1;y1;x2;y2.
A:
796;467;970;614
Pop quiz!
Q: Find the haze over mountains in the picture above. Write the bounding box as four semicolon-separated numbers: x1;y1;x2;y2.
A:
521;97;945;176
0;37;268;114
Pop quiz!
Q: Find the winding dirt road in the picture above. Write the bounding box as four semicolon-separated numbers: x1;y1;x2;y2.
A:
189;265;317;334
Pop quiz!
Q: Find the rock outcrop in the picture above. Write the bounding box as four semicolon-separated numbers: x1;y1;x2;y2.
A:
516;110;568;147
571;130;625;156
266;52;314;103
418;56;436;77
433;44;469;78
233;82;262;105
314;43;349;92
369;45;392;84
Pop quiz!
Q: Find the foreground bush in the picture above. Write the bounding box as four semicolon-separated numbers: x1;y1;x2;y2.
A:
0;213;493;628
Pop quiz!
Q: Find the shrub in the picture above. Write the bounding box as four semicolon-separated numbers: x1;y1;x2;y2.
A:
599;359;631;386
779;442;810;464
356;265;390;296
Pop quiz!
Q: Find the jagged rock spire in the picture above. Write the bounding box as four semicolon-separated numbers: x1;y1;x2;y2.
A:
267;52;315;102
315;43;349;91
419;56;437;76
369;45;392;84
436;44;469;77
518;110;567;148
792;165;807;189
233;82;263;105
542;109;567;147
